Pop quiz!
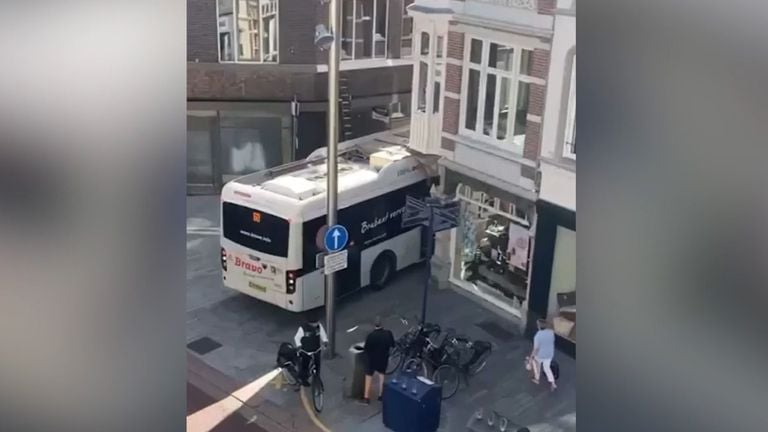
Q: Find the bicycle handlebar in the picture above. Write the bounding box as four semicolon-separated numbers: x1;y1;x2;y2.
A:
297;347;324;355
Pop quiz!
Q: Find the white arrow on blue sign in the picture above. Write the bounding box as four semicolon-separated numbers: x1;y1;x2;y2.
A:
324;224;349;252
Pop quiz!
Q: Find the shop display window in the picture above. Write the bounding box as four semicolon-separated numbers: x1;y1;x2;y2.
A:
452;197;531;311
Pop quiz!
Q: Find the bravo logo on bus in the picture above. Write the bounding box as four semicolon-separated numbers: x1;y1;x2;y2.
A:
234;256;265;274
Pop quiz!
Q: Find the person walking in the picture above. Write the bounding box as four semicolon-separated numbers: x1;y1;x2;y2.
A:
530;319;557;391
293;312;328;386
362;316;395;404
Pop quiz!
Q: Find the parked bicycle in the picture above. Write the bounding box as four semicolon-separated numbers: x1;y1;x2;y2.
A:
385;316;441;375
402;329;493;400
276;343;325;413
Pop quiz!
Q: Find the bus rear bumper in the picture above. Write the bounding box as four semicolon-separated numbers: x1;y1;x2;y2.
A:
225;284;305;313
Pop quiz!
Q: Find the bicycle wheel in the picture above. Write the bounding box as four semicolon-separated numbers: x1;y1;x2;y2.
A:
311;375;324;413
402;357;428;378
432;364;460;400
467;348;492;376
385;347;404;375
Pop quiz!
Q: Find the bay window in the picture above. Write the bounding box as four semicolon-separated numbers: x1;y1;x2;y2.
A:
461;37;537;153
415;32;445;114
341;0;390;60
217;0;279;63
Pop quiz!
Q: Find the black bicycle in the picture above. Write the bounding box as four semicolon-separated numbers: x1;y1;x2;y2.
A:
277;344;325;413
385;317;442;375
403;330;492;400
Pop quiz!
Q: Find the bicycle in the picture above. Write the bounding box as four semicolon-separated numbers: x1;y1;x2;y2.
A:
385;316;441;375
277;344;325;413
402;331;459;399
403;331;492;400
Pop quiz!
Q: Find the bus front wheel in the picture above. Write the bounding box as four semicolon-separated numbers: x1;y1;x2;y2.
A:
370;253;395;290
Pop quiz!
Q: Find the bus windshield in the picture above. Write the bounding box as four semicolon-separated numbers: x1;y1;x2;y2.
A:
222;202;289;257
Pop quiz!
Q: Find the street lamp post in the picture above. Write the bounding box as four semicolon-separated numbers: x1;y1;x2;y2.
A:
323;0;341;359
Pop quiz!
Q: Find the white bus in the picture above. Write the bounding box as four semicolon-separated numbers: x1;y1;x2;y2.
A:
220;140;434;312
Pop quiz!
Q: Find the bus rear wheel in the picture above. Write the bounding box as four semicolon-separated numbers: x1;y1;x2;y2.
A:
370;253;395;290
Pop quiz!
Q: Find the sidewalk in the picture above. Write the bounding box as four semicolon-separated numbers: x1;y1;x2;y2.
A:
307;284;576;432
187;352;322;432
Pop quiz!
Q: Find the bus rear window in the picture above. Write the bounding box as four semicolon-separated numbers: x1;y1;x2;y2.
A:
222;202;289;257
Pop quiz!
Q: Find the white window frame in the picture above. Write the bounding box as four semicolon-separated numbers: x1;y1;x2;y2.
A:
459;36;539;154
415;30;446;114
216;0;280;64
401;0;415;57
341;0;390;61
456;183;530;227
563;56;576;159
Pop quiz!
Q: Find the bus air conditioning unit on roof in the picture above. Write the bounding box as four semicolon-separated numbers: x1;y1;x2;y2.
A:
262;176;319;200
369;148;407;171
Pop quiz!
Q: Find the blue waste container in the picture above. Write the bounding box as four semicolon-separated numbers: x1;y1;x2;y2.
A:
382;372;441;432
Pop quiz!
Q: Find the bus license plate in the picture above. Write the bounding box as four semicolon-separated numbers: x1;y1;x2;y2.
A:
248;281;267;292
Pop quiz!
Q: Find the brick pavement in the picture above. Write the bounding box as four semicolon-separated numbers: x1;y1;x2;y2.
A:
187;352;321;432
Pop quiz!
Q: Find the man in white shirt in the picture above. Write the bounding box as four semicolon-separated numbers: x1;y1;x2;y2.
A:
293;312;329;386
530;319;557;391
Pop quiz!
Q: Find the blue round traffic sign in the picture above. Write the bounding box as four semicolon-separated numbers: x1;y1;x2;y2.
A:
324;224;349;252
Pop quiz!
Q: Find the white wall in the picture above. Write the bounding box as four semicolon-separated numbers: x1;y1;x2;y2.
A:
540;10;575;160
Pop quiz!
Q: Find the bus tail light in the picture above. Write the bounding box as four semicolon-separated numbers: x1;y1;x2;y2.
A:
221;248;227;271
286;271;296;294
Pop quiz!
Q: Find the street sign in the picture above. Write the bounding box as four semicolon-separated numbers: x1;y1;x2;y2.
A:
324;224;349;252
324;250;348;275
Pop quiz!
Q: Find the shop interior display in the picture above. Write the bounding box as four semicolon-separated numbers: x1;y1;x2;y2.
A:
460;215;528;303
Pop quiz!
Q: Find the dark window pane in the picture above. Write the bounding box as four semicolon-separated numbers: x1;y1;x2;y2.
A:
469;38;482;64
421;32;430;55
433;81;441;113
483;74;497;136
418;61;428;111
222;202;289;257
497;77;511;140
489;43;513;71
514;82;530;138
360;0;374;59
520;49;534;75
342;0;354;58
374;0;387;57
465;69;480;130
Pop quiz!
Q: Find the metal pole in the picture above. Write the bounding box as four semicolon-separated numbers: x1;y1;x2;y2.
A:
324;0;341;359
421;204;434;324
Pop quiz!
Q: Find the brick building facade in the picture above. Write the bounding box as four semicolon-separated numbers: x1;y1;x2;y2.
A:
187;0;416;193
404;0;565;324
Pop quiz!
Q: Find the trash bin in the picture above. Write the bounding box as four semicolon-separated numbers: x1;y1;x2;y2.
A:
344;343;367;399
